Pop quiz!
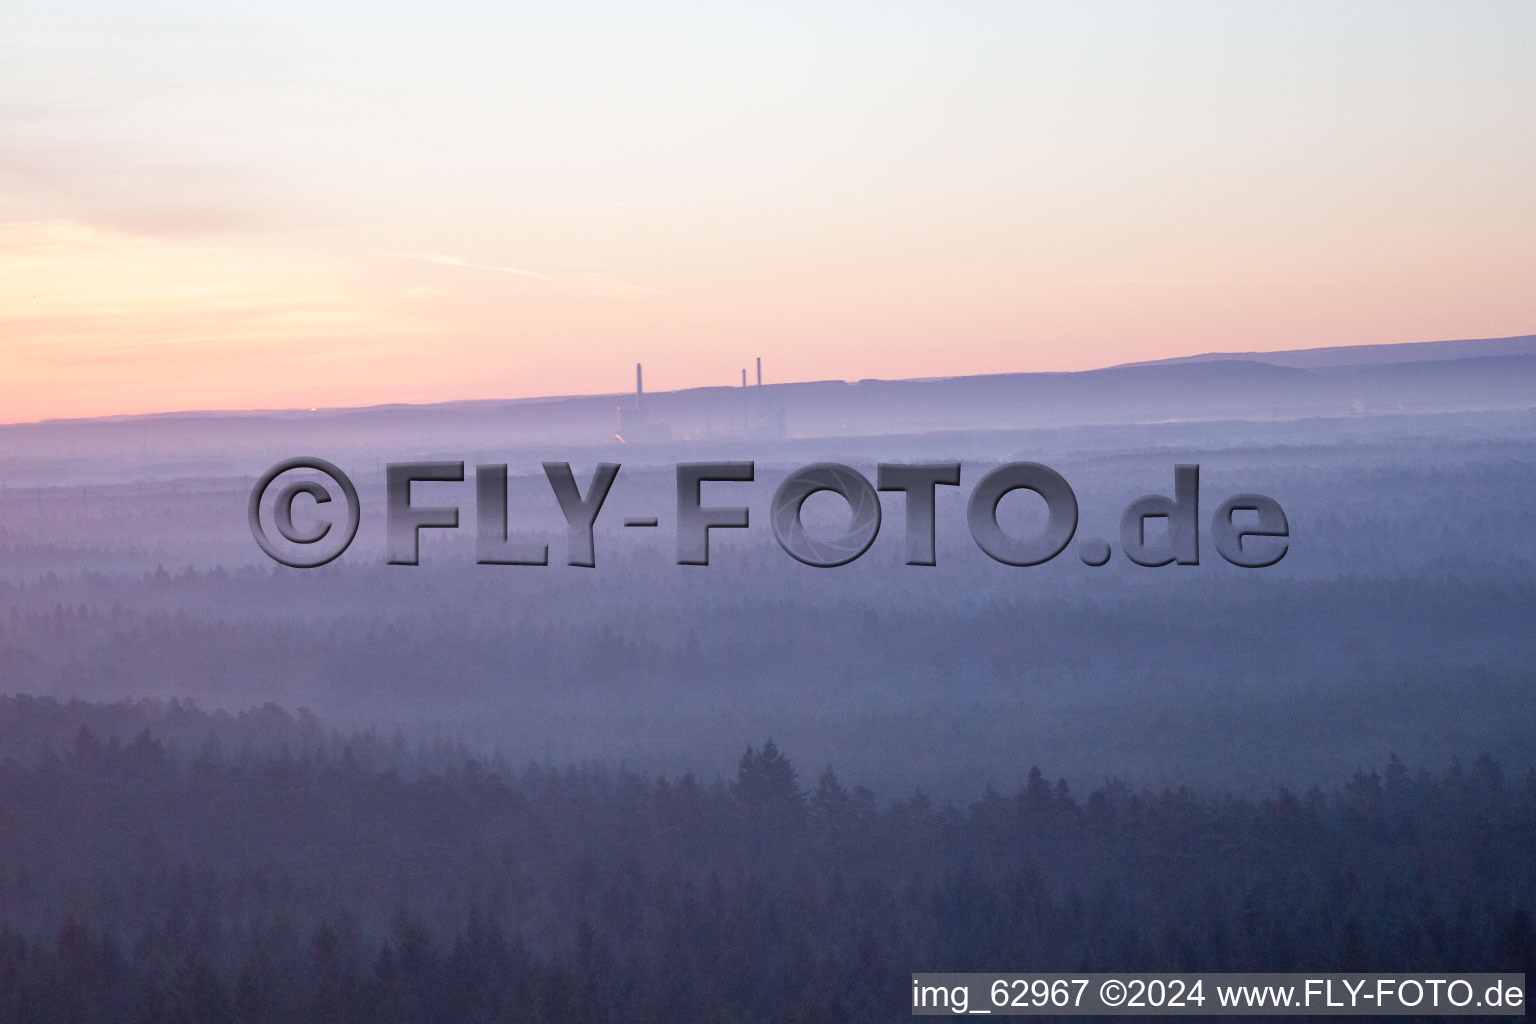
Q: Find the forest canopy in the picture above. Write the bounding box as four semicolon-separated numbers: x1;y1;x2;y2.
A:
0;696;1530;1023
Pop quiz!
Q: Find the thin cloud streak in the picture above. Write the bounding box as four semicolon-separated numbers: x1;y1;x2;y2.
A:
391;252;552;280
385;251;661;298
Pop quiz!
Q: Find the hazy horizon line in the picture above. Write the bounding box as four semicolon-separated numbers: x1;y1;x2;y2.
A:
8;329;1532;430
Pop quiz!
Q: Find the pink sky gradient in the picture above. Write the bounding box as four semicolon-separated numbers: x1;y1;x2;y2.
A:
2;1;1532;423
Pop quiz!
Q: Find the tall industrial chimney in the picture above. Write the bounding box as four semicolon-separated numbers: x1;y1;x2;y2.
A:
756;357;762;387
636;363;643;411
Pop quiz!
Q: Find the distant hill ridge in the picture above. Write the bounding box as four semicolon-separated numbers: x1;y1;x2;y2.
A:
1;335;1532;478
17;333;1536;428
1114;333;1536;370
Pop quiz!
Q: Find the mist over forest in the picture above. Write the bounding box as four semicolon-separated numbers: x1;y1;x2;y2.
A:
0;694;1533;1023
2;340;1533;795
0;337;1533;1016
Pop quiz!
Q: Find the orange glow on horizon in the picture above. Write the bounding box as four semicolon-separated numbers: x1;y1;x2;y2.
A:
2;3;1532;423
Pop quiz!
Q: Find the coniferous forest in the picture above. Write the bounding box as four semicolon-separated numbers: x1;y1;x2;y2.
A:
3;403;1535;1020
0;697;1530;1023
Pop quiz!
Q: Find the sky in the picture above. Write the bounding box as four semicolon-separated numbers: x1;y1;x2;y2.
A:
1;0;1533;422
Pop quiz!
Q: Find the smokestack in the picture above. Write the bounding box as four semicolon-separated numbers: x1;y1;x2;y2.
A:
636;363;643;411
741;368;747;387
756;357;762;387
